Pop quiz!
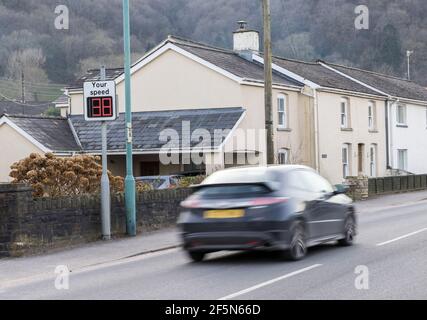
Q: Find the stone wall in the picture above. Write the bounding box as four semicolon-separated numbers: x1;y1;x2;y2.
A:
0;183;192;258
345;175;369;201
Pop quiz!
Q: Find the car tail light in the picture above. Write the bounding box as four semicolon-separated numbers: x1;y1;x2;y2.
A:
180;197;200;208
250;197;288;206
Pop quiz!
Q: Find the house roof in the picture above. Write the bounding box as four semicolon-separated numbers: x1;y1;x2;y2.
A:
68;68;124;89
68;36;303;90
52;94;69;106
168;36;302;87
322;62;427;102
0;101;51;116
70;107;245;153
271;57;384;97
3;114;81;152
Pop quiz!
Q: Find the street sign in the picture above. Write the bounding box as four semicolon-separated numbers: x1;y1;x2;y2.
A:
83;80;117;121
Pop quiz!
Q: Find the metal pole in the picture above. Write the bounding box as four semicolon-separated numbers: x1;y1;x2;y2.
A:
263;0;274;165
123;0;136;236
100;66;111;240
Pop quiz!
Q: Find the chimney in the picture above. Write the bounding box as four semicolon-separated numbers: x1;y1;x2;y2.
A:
233;21;260;56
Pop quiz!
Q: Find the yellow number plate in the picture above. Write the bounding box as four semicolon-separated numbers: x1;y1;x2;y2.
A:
204;209;245;219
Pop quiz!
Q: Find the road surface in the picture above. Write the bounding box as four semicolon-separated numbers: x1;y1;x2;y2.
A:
1;192;427;300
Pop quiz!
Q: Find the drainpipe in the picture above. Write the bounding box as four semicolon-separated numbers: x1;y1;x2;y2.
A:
387;98;399;170
385;100;390;169
313;89;320;172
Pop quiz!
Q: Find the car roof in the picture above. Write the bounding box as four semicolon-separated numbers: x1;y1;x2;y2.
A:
214;164;313;175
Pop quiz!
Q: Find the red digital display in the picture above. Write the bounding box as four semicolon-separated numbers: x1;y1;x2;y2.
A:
87;96;114;118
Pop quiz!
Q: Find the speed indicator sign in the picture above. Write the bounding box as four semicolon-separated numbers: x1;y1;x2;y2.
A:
83;80;117;121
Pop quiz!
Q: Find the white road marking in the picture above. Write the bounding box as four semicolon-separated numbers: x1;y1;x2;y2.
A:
376;228;427;247
217;264;322;300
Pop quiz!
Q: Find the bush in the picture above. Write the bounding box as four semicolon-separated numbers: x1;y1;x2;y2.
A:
176;175;206;188
10;153;124;198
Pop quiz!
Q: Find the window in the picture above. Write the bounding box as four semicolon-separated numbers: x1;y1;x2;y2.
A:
278;148;290;164
368;101;376;130
340;98;349;128
369;145;377;177
396;104;407;125
277;94;288;128
398;149;408;171
342;144;350;179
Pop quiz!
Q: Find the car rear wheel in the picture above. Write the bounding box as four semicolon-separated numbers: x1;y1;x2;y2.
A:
338;215;355;246
187;251;206;262
282;222;307;261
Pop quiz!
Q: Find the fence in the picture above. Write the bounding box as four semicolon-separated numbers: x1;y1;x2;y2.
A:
368;174;427;196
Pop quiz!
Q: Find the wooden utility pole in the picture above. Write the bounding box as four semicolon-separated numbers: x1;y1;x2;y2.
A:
21;69;25;103
262;0;274;164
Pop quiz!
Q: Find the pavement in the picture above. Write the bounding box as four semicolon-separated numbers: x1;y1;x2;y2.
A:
1;190;427;299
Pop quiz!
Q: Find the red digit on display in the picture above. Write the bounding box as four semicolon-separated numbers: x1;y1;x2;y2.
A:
92;98;102;117
102;97;113;117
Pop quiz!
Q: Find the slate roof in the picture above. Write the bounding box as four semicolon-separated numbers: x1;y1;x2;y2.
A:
0;101;51;116
70;107;245;152
169;36;303;87
271;57;383;96
52;94;69;105
322;62;427;102
67;36;303;90
68;68;124;89
5;115;81;152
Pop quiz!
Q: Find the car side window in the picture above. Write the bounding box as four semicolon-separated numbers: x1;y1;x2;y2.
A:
286;170;311;191
300;170;334;194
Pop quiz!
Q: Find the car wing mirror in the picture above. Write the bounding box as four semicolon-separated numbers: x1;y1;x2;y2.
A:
334;184;349;195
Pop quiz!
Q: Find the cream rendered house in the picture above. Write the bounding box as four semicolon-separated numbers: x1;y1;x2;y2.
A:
251;55;388;184
55;28;315;178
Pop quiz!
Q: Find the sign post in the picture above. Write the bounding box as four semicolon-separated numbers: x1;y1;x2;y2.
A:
123;0;137;236
83;67;117;240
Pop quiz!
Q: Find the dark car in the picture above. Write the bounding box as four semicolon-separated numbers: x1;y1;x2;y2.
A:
177;165;356;262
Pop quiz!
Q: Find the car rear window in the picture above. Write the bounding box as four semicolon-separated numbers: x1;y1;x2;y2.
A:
195;184;270;199
202;167;277;185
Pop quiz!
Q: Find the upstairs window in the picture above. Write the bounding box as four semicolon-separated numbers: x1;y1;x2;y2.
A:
396;104;407;125
277;94;288;129
340;98;349;128
368;101;376;130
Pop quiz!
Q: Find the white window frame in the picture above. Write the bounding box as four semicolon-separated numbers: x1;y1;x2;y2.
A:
368;101;375;130
369;144;377;177
397;149;408;171
396;104;407;126
342;144;350;179
277;94;288;129
278;148;290;164
340;98;349;128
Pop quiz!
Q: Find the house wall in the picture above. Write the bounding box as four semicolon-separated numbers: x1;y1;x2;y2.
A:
317;91;387;184
389;102;427;174
0;123;45;182
69;48;314;172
